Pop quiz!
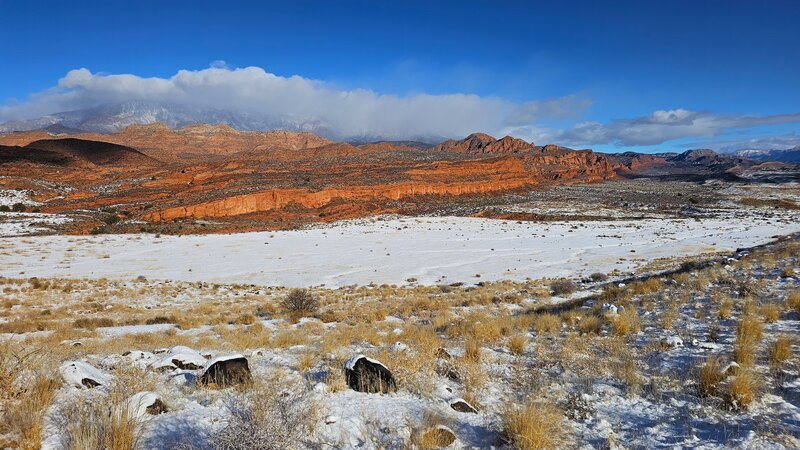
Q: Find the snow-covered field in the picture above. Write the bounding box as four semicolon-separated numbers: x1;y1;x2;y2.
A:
1;213;798;286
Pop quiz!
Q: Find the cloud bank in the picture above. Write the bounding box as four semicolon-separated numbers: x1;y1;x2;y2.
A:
544;109;800;147
0;66;586;140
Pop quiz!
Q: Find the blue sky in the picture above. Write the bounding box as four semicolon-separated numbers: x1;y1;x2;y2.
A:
1;0;799;152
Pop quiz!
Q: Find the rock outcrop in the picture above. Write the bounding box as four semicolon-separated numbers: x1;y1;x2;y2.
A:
433;133;533;154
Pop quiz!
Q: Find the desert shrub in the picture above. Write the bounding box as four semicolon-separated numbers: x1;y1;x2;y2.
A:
550;279;577;296
589;272;608;282
102;215;121;225
280;289;318;319
769;335;793;368
212;380;316;450
11;203;26;212
697;356;724;398
503;401;570;450
533;313;561;334
0;205;9;212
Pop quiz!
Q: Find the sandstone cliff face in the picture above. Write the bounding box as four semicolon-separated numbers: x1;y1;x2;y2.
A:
433;133;533;154
144;156;535;220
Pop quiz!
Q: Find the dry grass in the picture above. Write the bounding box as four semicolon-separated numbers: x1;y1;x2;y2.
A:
57;392;145;450
578;315;602;335
697;356;724;398
503;401;570;450
769;335;793;368
734;315;764;367
610;308;641;336
724;370;759;410
411;411;455;449
508;334;527;356
533;313;561;334
760;303;781;323
718;296;733;320
787;291;800;314
464;337;482;362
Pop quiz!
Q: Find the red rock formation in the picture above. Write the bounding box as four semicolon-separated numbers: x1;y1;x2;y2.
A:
433;133;533;154
0;126;621;232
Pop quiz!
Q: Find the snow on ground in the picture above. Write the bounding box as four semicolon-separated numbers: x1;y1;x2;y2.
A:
0;213;798;286
0;212;72;237
0;188;42;207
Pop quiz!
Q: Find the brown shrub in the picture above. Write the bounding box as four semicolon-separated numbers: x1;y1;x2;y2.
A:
280;289;319;321
550;279;577;296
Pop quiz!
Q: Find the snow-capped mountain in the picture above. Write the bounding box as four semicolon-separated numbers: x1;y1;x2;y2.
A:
0;100;338;137
735;146;800;163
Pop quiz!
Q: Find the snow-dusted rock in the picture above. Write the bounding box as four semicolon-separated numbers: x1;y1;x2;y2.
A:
126;391;167;418
344;354;396;394
60;361;112;388
391;341;410;353
663;336;684;348
199;354;252;387
721;362;740;377
601;303;619;314
151;346;206;371
450;398;478;414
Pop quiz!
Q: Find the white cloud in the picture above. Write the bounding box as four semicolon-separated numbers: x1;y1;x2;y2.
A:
546;109;800;147
0;66;586;140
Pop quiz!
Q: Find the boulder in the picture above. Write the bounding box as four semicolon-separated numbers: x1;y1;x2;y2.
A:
60;361;112;388
449;398;478;414
199;354;252;387
344;354;396;394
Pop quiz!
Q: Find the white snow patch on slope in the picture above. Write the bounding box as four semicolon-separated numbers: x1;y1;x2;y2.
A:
0;215;798;286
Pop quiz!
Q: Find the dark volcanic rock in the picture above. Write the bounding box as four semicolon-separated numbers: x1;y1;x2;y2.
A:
199;354;252;387
344;354;397;394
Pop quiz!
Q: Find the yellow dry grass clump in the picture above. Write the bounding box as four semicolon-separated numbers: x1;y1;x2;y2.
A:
697;356;724;398
734;315;764;367
610;308;641;336
769;335;793;368
725;370;759;410
503;401;570;450
533;313;561;334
